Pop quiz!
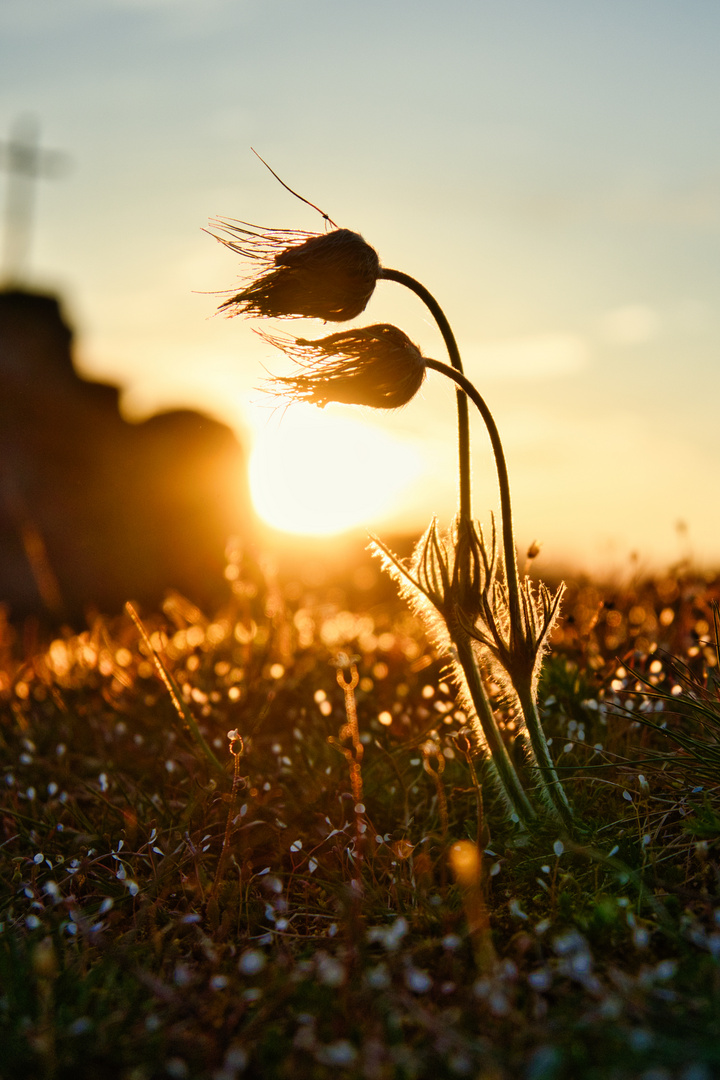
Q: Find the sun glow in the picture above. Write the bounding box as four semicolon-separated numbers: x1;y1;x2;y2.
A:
248;405;426;536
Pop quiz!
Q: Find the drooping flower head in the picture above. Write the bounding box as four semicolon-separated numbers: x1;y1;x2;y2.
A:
262;324;428;410
209;220;380;322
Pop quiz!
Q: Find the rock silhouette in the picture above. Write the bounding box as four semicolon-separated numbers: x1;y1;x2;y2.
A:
0;289;250;619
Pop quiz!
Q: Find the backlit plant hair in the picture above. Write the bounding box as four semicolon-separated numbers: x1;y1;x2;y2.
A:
208;221;380;322
211;194;572;830
260;324;427;410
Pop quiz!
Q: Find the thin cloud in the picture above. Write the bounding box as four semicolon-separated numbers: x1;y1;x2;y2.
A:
464;333;590;382
600;304;660;345
606;180;720;229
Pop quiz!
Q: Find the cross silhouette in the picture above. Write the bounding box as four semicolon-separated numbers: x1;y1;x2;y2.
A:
0;115;70;284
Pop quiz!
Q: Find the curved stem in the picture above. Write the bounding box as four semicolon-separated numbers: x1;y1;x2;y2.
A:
424;357;523;649
378;270;569;824
453;632;536;827
425;357;572;825
514;680;573;828
379;268;471;525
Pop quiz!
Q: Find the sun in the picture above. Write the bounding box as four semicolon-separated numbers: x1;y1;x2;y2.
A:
247;404;425;536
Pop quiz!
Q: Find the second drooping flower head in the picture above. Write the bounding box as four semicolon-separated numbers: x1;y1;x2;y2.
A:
262;323;429;410
210;221;381;322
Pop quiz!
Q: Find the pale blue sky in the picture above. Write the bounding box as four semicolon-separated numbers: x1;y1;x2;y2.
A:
2;1;719;571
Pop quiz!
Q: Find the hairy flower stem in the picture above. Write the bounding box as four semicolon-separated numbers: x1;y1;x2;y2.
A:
379;268;471;525
424;357;572;826
376;271;521;656
453;632;536;826
515;682;573;828
379;271;570;824
422;358;522;641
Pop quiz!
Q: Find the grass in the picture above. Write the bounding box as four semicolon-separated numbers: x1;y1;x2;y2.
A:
1;545;719;1080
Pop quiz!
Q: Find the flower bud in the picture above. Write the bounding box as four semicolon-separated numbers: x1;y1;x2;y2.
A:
210;222;380;322
263;324;428;410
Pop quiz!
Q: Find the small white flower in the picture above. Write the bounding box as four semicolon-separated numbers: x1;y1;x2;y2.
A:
315;1040;357;1067
316;953;345;988
633;927;650;948
528;968;552;992
224;1047;248;1071
367;915;408;951
365;963;390;990
174;963;192;987
405;968;432;994
238;949;266;976
68;1017;92;1036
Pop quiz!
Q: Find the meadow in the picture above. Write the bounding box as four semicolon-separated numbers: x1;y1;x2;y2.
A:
1;541;719;1080
2;208;720;1080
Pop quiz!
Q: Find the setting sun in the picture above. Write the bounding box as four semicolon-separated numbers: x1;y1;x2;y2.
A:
247;404;426;536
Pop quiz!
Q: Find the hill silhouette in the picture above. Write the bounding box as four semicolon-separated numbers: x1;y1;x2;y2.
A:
0;289;250;620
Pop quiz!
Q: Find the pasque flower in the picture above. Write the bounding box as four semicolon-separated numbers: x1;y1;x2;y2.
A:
262;324;427;409
373;516;538;825
209;221;380;322
261;320;569;825
211;205;573;829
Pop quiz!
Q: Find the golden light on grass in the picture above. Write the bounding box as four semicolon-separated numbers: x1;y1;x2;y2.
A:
247;404;425;536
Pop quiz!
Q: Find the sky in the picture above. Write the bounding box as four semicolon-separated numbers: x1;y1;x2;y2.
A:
2;0;720;575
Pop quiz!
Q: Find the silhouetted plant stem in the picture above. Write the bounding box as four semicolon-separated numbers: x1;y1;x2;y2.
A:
453;632;536;826
379;268;472;525
377;272;569;822
515;681;573;828
424;357;572;825
422;357;523;640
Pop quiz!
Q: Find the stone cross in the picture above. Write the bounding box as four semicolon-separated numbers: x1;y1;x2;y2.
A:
0;115;70;284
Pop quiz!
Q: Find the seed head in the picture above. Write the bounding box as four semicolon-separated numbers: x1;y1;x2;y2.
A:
263;324;428;410
209;221;380;322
